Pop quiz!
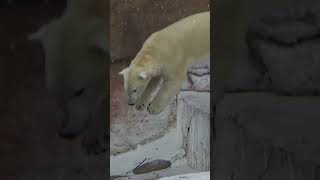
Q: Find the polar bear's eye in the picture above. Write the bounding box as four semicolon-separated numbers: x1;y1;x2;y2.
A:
133;89;137;93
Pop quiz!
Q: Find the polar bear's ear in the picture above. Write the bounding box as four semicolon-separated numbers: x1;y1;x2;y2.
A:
119;68;129;75
138;72;147;80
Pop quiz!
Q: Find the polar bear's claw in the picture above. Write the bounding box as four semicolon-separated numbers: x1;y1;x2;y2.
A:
135;103;146;111
147;103;163;115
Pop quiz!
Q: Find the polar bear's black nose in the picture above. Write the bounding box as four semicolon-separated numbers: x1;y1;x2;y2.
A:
128;103;134;106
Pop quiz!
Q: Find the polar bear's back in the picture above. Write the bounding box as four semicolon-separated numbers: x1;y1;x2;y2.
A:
163;11;210;32
159;11;210;63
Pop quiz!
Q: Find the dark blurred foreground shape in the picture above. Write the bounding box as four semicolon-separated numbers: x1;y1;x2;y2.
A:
0;1;107;179
213;0;320;179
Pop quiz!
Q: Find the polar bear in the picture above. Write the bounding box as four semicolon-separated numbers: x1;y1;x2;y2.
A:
119;11;210;114
29;0;108;154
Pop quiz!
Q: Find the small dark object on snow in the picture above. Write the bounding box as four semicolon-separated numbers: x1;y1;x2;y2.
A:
132;159;171;174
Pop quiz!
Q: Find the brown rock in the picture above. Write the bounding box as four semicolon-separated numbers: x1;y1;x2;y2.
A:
132;159;171;174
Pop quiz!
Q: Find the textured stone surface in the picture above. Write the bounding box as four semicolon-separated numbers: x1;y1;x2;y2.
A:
112;165;195;180
213;3;320;180
181;58;210;92
177;92;210;172
214;92;320;180
221;93;320;164
254;39;320;95
248;9;320;95
159;171;210;180
110;99;176;156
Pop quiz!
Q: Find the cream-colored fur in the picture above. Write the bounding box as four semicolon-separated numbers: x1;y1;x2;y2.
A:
120;11;210;114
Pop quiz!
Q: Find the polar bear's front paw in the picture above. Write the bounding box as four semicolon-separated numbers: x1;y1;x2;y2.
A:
147;102;165;114
135;102;146;111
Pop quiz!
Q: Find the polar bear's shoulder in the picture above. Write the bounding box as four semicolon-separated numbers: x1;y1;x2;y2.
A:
161;11;210;33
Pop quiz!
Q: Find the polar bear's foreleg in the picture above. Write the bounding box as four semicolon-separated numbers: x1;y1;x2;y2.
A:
147;76;184;114
136;76;162;111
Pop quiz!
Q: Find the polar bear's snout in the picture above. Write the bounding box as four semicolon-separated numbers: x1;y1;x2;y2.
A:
128;96;136;105
120;67;151;106
127;90;139;106
128;95;136;106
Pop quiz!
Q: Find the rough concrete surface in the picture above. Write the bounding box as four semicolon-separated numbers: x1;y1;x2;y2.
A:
213;5;320;180
159;171;210;180
177;92;210;171
249;8;320;95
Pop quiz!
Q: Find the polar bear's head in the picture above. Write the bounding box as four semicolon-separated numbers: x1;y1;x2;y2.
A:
119;65;153;105
119;33;162;106
119;52;161;105
30;18;108;139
